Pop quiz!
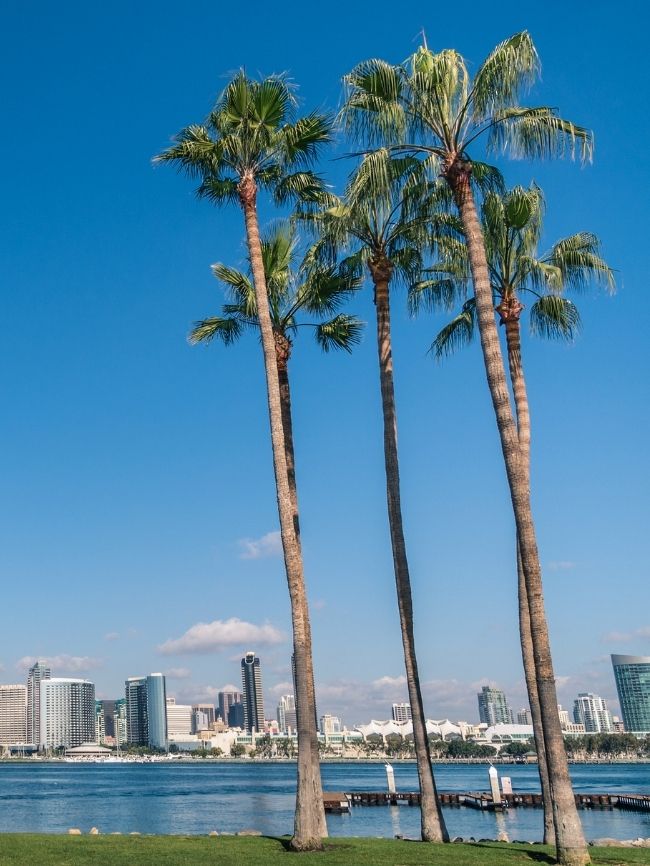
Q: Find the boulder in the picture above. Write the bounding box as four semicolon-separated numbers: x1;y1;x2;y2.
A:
452;837;463;843
89;828;99;835
237;829;262;836
209;831;219;837
68;829;82;836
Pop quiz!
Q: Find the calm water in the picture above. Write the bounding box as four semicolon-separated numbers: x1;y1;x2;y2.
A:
0;761;648;841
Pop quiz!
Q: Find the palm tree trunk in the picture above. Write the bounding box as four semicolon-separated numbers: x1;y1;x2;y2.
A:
239;172;327;849
370;255;448;844
445;160;589;866
501;308;555;845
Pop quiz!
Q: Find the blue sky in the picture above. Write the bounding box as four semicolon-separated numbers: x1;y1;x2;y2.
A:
0;1;648;726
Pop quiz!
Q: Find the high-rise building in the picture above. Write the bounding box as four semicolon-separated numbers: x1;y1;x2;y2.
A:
40;678;95;749
241;652;264;733
27;661;51;746
125;673;168;748
0;685;27;744
146;674;168;749
392;703;412;723
166;697;192;738
125;677;148;745
320;714;341;735
191;704;215;733
611;654;650;733
98;700;116;740
477;686;513;726
277;695;297;733
95;701;105;743
557;705;571;729
114;698;127;745
573;693;614;733
217;691;241;723
228;701;245;728
517;708;533;726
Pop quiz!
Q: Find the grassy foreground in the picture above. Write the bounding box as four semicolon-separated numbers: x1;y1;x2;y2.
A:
0;835;647;866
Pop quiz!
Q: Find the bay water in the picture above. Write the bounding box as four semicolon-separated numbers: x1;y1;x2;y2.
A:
0;761;648;841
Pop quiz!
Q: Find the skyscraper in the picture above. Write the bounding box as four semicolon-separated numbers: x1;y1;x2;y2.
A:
0;685;27;744
241;652;264;733
125;673;168;748
27;661;51;746
392;703;412;723
612;654;650;733
277;694;297;733
217;690;242;723
477;686;513;726
40;679;95;749
573;693;614;733
517;708;533;726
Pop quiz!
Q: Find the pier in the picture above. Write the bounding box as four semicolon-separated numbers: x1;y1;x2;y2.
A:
323;791;650;813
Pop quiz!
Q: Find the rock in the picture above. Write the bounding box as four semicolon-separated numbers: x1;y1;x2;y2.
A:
89;828;99;835
237;829;262;836
68;829;82;835
452;837;463;843
110;832;122;835
497;831;509;843
209;831;219;837
129;832;141;836
591;838;622;847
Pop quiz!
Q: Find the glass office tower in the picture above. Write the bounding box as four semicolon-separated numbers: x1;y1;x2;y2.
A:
612;654;650;733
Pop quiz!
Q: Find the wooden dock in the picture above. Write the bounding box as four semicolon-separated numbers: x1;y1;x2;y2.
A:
324;791;650;813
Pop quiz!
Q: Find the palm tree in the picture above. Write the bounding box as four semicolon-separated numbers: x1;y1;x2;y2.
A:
189;221;363;529
417;184;614;845
342;34;594;866
305;149;450;843
156;72;331;850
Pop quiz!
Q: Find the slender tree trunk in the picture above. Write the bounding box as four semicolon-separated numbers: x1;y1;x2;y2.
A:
370;255;448;844
499;304;555;845
445;160;589;866
239;173;327;849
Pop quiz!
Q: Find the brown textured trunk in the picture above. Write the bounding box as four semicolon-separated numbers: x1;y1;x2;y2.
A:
445;159;589;866
370;254;448;844
276;334;300;540
239;173;326;849
500;304;555;845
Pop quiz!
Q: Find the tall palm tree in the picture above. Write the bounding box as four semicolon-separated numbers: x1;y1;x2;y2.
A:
189;222;363;530
417;184;614;845
342;34;594;865
156;72;331;849
306;149;451;843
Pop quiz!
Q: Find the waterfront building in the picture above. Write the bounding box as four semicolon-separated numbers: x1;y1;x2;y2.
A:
277;695;296;733
95;701;105;743
558;705;571;729
192;703;215;732
241;653;264;733
114;698;127;745
99;700;116;740
27;661;51;746
228;701;245;729
320;714;341;735
517;708;533;726
125;674;168;748
0;685;27;744
573;692;614;733
217;691;241;723
166;697;192;737
477;686;514;726
611;654;650;733
392;703;412;723
356;718;463;743
40;678;95;749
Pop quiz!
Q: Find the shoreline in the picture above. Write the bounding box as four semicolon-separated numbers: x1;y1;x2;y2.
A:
2;756;649;765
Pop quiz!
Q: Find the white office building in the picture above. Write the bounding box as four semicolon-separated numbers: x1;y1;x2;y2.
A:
392;703;412;723
573;693;614;733
320;714;341;735
166;698;193;737
40;678;96;749
0;685;27;744
277;695;297;733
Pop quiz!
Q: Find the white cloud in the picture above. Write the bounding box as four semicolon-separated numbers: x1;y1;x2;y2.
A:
547;560;576;572
104;632;120;642
371;675;407;690
238;531;282;560
163;667;192;680
16;655;103;674
269;681;294;696
157;617;286;655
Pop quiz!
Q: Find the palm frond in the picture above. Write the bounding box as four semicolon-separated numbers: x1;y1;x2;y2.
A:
408;272;465;315
430;299;477;358
547;232;615;292
154;125;221;176
315;314;364;352
188;316;245;346
471;32;540;122
340;59;407;145
281;113;333;166
487;107;593;162
529;295;581;340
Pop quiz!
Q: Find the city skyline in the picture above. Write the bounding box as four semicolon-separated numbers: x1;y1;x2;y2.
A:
0;4;648;733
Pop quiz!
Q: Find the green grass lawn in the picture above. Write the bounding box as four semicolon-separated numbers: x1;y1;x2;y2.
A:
0;835;647;866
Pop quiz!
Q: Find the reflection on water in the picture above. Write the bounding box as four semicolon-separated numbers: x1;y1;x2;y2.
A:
0;762;647;840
